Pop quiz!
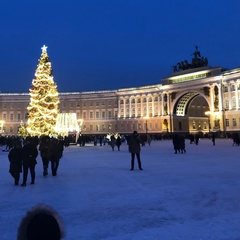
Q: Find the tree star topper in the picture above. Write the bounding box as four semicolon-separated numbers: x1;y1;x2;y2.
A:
41;45;48;53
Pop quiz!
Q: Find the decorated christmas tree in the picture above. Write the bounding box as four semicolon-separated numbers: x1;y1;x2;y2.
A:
18;121;28;139
26;45;59;137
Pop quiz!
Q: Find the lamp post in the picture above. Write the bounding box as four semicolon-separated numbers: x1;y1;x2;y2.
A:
205;111;211;136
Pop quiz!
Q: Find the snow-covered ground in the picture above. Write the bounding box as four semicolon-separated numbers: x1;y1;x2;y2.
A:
1;138;240;240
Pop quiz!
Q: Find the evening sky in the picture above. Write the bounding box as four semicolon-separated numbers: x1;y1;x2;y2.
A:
0;0;240;92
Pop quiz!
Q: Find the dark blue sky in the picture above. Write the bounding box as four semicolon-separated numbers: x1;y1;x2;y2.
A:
1;0;240;93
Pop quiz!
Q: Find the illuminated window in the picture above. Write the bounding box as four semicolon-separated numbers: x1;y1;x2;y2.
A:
10;113;14;121
226;119;229;127
108;111;112;119
232;98;236;109
102;111;105;119
233;118;237;127
225;99;229;109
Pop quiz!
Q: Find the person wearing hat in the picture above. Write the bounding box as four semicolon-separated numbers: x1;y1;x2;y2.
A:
128;131;143;171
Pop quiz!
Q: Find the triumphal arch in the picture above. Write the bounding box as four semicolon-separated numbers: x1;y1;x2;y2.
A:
117;46;240;137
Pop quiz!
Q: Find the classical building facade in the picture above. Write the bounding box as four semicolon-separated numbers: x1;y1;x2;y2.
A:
1;65;240;137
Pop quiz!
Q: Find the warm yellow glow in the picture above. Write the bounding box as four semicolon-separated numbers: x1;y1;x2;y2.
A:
205;111;211;116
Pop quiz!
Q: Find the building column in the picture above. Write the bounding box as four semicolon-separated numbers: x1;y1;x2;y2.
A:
141;96;143;117
218;84;223;111
161;94;164;115
146;95;149;117
123;98;126;118
210;85;215;112
129;97;132;118
152;96;154;116
135;97;137;118
227;84;232;110
235;82;239;109
118;98;121;118
167;93;170;115
158;95;160;116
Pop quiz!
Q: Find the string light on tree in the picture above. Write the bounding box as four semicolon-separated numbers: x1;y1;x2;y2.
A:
26;45;60;137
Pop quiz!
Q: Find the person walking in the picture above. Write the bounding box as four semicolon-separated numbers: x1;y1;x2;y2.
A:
21;137;38;186
172;133;180;154
128;131;143;171
212;133;216;145
110;135;115;151
8;141;23;185
116;136;122;151
50;138;64;176
39;136;52;176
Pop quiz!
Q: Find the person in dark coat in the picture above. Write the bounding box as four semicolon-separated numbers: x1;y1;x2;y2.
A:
21;137;38;186
50;138;64;176
39;136;52;176
110;135;115;151
8;141;23;185
179;134;186;153
116;136;122;151
212;133;216;145
172;133;180;154
128;131;143;170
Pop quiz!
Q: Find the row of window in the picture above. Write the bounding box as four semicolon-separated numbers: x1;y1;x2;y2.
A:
226;118;237;127
224;85;240;92
2;113;27;121
120;96;159;104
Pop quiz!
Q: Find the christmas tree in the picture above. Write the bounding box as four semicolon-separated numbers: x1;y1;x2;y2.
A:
26;45;59;137
18;121;28;139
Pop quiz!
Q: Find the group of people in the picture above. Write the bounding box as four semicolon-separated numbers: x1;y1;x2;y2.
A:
172;133;186;154
8;136;64;186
